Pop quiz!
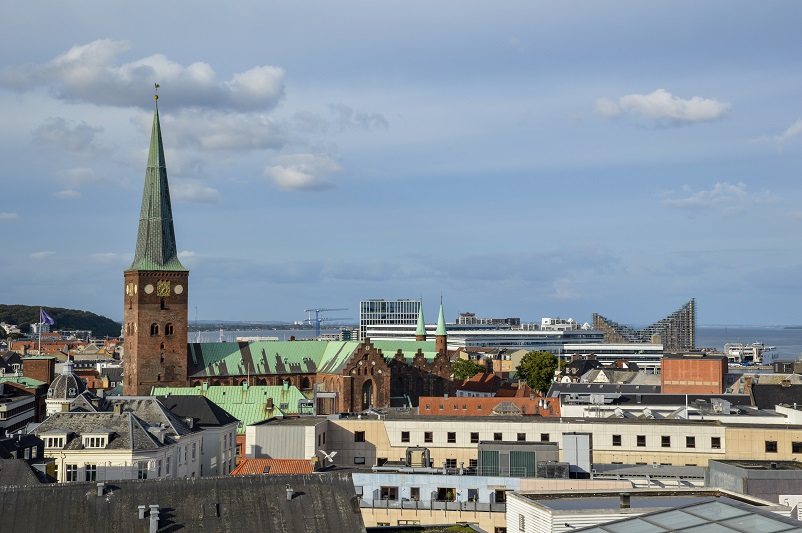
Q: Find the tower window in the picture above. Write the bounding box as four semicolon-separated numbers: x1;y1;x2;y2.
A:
150;323;159;336
165;323;174;336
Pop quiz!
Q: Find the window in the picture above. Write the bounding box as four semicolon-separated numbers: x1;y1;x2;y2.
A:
192;442;197;459
165;323;174;336
84;464;97;481
686;436;696;448
425;404;430;410
355;431;365;442
445;459;457;468
166;457;171;475
468;488;478;502
469;459;478;470
137;461;148;480
793;442;802;454
470;432;479;443
66;464;78;482
462;404;467;410
437;487;457;501
493;432;502;441
380;486;398;500
424;432;433;443
766;440;778;453
637;435;646;447
410;487;420;501
83;436;106;448
519;514;525;531
540;433;549;442
354;457;366;465
447;432;456;443
150;323;159;336
453;404;458;410
711;437;721;449
157;460;162;477
494;490;506;503
517;433;526;442
661;436;671;448
401;431;410;443
439;404;444;411
612;435;622;446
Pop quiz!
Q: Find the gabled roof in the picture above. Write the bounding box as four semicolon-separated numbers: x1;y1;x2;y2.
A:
156;395;239;428
151;385;308;433
751;383;802;410
99;397;199;438
0;459;43;487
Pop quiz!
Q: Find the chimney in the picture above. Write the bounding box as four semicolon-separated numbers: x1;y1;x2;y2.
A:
96;482;105;497
138;505;146;520
149;505;160;533
60;403;71;413
620;493;631;509
113;403;123;415
286;485;293;501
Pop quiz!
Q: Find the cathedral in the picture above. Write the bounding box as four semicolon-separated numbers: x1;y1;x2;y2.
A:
123;96;454;411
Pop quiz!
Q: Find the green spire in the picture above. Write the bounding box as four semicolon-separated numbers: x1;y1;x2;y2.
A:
436;296;446;336
127;99;186;272
415;303;426;337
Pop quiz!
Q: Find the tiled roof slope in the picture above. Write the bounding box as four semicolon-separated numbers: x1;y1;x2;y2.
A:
99;397;200;438
230;458;314;475
187;340;440;378
33;412;165;451
0;473;366;532
151;384;308;433
0;459;43;487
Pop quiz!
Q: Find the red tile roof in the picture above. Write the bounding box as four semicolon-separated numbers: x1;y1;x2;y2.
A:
230;458;314;476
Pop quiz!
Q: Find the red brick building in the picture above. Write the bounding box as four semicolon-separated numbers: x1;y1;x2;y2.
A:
661;353;728;394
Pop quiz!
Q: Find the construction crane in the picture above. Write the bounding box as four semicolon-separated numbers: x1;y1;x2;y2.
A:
303;308;350;337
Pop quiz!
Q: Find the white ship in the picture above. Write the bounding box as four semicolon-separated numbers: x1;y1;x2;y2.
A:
724;342;774;365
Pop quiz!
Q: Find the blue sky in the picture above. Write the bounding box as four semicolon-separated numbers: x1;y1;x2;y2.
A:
1;1;801;326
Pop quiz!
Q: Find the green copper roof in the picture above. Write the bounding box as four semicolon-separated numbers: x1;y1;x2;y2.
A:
0;376;46;387
151;384;308;434
415;305;426;337
436;298;447;336
127;100;186;272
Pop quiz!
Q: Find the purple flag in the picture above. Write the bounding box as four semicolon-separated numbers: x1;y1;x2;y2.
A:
40;308;54;326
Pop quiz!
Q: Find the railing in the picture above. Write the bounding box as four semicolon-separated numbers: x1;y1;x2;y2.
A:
359;498;505;513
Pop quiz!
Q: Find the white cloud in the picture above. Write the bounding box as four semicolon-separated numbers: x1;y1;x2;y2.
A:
158;109;289;151
661;182;775;214
552;278;580;300
31;251;56;260
264;153;342;191
55;189;81;199
775;119;802;144
596;89;731;126
0;39;285;112
0;212;19;221
32;117;109;158
170;180;221;203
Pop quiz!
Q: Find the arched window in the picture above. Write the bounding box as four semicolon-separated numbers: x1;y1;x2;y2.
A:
165;323;174;336
361;380;374;411
150;323;159;336
301;377;311;389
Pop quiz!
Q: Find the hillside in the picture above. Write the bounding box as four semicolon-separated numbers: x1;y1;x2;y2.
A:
0;304;121;338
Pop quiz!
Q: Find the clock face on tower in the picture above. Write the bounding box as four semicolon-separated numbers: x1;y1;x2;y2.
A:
157;280;171;296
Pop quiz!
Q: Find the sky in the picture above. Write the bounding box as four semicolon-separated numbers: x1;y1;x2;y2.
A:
1;2;802;327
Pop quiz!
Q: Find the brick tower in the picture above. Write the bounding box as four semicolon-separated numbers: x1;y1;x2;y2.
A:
435;297;447;355
123;94;189;395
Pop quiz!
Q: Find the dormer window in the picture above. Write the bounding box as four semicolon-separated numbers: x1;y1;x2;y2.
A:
47;388;54;398
83;436;107;448
45;437;65;448
68;388;77;396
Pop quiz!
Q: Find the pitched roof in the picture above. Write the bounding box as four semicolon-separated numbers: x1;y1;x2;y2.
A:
127;100;186;272
0;459;43;487
156;395;239;427
751;383;802;410
230;458;314;475
33;412;166;451
151;384;308;433
0;473;366;532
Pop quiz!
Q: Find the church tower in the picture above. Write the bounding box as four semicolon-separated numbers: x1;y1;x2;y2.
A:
435;297;447;354
415;302;426;341
123;94;189;396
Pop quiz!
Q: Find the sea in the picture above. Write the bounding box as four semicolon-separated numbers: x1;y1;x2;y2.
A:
192;325;802;364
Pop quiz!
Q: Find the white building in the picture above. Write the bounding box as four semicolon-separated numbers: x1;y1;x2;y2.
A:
359;299;421;340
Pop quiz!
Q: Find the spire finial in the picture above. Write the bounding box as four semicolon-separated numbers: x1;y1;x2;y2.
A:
154;82;160;100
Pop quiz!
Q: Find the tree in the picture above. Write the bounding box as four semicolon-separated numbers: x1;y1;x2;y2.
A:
452;358;487;380
516;351;559;394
